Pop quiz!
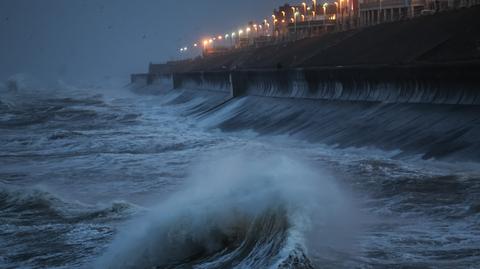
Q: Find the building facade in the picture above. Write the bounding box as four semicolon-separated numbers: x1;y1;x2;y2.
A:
359;0;480;26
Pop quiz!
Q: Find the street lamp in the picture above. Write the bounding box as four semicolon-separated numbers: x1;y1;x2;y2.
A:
302;2;307;14
313;0;317;14
334;2;339;26
291;6;297;38
339;0;344;27
272;15;276;34
225;34;231;47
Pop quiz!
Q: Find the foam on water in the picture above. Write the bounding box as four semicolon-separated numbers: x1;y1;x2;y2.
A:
1;77;480;268
95;152;354;269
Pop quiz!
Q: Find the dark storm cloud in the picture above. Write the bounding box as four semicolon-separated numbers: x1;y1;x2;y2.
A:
0;0;286;82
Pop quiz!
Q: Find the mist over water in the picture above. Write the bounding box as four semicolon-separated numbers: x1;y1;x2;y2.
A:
1;77;479;268
96;153;353;269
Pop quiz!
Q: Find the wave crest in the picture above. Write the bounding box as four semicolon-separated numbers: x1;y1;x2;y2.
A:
0;185;139;223
96;153;352;269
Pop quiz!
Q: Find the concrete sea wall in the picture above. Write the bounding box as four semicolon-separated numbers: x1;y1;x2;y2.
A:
131;73;173;89
172;72;231;94
170;63;480;105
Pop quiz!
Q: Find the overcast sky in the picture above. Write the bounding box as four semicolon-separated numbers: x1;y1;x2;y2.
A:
0;0;287;82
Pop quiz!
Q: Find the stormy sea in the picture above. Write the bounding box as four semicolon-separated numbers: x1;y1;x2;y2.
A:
1;76;479;269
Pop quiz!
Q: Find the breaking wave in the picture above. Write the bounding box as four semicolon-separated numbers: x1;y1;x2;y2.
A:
95;153;354;269
0;184;140;224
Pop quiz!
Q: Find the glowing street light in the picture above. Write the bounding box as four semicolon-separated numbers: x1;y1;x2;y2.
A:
193;43;198;47
302;2;307;14
313;0;317;14
291;6;297;39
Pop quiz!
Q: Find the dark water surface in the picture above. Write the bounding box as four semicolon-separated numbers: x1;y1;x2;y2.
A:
0;80;479;269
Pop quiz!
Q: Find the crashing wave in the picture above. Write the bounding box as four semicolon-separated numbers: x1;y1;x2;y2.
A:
96;153;353;269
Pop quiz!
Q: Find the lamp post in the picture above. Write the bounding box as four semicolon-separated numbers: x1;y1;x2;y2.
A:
271;15;276;38
340;0;343;29
313;0;317;14
379;0;383;24
333;2;338;29
302;2;307;14
322;3;328;32
293;10;299;40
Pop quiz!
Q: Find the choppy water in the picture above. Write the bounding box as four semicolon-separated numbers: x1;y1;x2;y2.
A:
1;78;479;269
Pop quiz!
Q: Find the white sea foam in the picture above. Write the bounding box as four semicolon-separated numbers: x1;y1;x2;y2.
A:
95;151;355;269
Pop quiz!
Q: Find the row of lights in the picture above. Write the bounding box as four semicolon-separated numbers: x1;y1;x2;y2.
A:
179;0;334;53
179;24;264;53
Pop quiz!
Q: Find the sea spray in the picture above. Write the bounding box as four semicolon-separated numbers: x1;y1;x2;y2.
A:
95;152;354;269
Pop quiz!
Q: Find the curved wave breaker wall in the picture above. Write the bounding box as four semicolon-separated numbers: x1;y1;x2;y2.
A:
173;72;232;94
172;63;480;105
